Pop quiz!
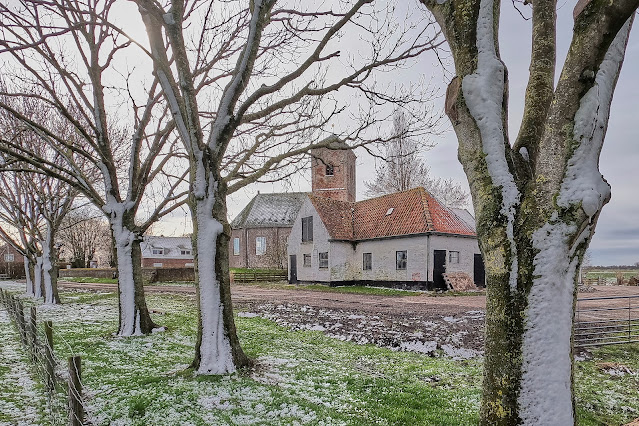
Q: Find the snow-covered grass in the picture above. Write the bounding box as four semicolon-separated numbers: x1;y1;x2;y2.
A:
1;281;638;425
0;307;47;425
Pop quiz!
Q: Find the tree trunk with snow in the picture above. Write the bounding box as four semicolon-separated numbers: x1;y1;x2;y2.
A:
41;227;60;304
109;213;157;336
33;255;43;299
23;256;35;296
190;168;250;374
419;0;638;423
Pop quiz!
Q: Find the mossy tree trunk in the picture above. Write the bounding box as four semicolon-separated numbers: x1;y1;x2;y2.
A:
419;0;638;423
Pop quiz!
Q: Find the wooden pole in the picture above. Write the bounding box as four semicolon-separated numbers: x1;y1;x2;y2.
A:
28;306;37;362
68;356;83;426
15;300;27;345
44;321;56;392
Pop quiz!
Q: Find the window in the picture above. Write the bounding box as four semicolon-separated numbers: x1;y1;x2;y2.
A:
153;262;163;267
185;263;194;267
303;254;311;267
4;253;14;262
319;252;328;269
301;216;313;242
233;238;240;255
449;251;460;264
180;249;192;256
326;164;334;176
151;248;164;256
396;250;407;270
363;253;372;270
256;237;266;255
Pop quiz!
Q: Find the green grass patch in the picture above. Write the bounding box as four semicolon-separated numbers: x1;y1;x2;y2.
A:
230;268;286;274
235;281;424;296
60;276;118;284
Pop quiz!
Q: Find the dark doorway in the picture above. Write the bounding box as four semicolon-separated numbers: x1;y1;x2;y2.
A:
474;254;485;287
289;255;298;284
433;250;447;290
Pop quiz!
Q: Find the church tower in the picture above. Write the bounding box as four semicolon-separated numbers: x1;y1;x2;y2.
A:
310;142;356;202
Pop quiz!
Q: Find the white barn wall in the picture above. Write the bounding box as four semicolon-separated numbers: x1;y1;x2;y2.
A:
428;234;480;280
348;236;430;282
287;198;331;282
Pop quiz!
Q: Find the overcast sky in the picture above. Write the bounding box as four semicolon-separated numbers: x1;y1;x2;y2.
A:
153;2;639;266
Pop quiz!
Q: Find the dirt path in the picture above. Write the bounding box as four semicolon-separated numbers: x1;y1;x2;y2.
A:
58;281;487;316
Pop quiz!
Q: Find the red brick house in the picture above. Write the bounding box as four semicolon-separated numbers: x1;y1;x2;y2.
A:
229;192;307;269
0;242;25;278
140;236;194;268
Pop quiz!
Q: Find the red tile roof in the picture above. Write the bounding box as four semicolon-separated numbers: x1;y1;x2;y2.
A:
309;187;475;241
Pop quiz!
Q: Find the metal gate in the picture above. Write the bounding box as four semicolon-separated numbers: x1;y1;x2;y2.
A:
575;295;639;348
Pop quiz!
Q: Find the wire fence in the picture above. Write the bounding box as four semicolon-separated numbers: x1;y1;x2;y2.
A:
0;288;87;425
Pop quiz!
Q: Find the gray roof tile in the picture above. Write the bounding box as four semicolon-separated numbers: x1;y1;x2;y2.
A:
231;192;308;229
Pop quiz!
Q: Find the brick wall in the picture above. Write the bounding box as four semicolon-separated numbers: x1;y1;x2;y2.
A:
229;227;290;269
311;147;356;202
59;267;195;283
0;245;25;278
141;257;194;268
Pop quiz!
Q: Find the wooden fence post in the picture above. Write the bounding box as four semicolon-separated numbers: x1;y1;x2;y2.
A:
28;306;37;362
68;356;83;426
16;300;27;345
44;321;56;391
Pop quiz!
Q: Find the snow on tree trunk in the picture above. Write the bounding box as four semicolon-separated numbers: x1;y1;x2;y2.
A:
517;21;632;425
33;255;43;299
191;175;250;374
108;209;157;336
41;226;60;304
23;256;34;296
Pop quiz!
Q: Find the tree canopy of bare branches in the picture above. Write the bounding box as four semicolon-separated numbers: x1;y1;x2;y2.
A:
0;0;190;334
364;109;468;207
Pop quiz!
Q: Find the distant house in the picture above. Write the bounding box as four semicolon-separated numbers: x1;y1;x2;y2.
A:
287;187;484;290
140;236;194;268
0;242;25;278
229;193;307;269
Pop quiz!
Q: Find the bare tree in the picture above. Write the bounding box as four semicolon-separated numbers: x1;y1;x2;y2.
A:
0;0;189;334
58;207;111;269
134;0;443;373
418;0;638;423
365;109;468;207
0;170;41;296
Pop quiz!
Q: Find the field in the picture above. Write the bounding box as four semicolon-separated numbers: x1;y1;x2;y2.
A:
1;281;638;425
584;268;639;281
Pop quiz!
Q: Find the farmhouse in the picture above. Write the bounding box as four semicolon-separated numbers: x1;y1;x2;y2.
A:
140;236;194;268
287;189;484;291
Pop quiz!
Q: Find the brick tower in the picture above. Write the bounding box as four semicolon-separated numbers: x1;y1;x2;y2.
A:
310;142;356;202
